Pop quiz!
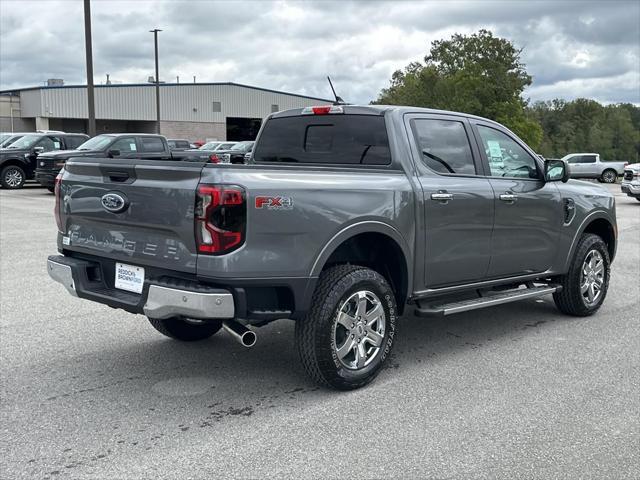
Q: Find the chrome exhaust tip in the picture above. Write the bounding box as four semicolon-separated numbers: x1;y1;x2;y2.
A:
222;320;257;348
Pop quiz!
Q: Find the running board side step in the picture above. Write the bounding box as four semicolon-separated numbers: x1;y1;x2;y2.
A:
414;285;561;317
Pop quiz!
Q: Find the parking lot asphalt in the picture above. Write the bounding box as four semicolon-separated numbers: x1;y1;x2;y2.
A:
0;182;638;479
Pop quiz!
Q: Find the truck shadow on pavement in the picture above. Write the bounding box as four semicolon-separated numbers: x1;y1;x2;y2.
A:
27;297;586;476
51;296;572;402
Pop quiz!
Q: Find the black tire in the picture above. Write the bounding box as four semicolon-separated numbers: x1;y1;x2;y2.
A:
46;186;55;193
295;265;398;390
600;169;617;184
1;165;26;189
553;233;610;316
636;198;640;202
147;317;222;341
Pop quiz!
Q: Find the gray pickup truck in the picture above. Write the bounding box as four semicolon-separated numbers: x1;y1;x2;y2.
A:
47;105;617;390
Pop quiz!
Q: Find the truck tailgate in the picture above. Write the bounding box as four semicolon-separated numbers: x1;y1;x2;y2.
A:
60;158;202;274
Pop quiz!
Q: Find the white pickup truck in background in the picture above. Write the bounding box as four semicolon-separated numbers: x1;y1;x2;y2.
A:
561;153;628;183
621;163;640;201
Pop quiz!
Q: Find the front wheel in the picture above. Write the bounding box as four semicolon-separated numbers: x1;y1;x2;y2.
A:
295;265;398;390
553;233;610;316
600;169;617;184
147;317;222;341
1;165;26;189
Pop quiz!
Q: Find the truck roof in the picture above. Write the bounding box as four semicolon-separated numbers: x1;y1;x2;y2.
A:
96;133;165;137
272;104;505;127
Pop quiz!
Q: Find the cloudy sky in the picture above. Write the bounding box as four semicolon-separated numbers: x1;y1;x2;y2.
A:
0;0;638;105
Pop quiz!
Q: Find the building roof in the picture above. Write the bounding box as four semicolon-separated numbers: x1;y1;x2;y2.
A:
0;81;332;102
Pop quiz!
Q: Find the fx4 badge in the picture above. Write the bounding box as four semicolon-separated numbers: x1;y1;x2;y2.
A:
255;196;293;210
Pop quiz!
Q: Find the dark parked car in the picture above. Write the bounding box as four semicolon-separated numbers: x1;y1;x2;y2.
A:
35;134;210;190
217;141;255;164
0;133;88;189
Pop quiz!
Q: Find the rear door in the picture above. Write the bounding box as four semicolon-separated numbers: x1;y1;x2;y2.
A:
405;113;494;288
60;158;203;273
471;122;562;278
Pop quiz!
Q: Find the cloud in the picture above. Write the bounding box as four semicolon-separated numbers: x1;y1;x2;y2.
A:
0;0;638;104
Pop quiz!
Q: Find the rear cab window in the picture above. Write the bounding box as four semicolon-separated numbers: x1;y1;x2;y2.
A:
253;114;391;165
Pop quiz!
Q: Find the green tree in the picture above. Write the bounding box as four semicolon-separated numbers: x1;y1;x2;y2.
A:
529;99;640;161
373;29;543;148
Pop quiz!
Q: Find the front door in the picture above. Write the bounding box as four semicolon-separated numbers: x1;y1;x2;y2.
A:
406;114;494;288
472;123;562;278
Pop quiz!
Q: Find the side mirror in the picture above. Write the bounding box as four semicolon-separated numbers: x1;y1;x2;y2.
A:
545;159;570;183
107;149;121;158
33;146;45;155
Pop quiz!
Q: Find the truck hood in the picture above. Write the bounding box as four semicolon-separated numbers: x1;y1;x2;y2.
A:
565;179;613;196
0;148;29;156
39;150;98;159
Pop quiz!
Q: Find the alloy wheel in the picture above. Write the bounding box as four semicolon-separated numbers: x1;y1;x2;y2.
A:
580;249;605;306
4;168;23;188
332;290;386;370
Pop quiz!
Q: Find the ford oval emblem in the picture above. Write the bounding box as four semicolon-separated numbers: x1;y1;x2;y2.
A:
101;192;129;213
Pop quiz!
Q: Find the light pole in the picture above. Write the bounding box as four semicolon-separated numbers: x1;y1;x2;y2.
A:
84;0;96;137
150;28;162;134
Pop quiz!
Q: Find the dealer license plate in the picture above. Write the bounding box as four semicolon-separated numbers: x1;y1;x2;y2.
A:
115;262;145;294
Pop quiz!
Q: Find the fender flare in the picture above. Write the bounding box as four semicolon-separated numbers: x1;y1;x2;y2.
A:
563;210;617;270
309;220;413;291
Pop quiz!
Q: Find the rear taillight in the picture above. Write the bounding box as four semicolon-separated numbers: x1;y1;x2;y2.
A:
209;154;219;163
54;173;63;233
195;184;246;254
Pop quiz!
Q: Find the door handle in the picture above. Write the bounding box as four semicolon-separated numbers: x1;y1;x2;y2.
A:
499;193;518;202
431;192;453;202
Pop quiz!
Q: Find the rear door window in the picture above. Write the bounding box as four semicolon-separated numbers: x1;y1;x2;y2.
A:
253;115;391;165
65;136;86;149
140;137;165;153
411;119;476;175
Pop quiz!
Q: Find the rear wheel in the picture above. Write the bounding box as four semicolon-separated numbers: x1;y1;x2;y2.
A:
147;317;222;341
295;265;398;390
1;165;25;189
600;169;617;184
46;186;55;193
553;233;610;316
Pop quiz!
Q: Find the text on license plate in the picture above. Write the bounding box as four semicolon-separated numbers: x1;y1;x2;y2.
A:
115;262;145;294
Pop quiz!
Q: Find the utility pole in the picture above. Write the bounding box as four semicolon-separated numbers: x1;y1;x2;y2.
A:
150;28;162;134
83;0;96;137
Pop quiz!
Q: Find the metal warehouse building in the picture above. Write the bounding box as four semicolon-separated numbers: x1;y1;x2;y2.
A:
0;83;331;141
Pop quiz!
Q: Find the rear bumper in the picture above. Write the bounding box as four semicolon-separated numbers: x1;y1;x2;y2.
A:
47;255;235;320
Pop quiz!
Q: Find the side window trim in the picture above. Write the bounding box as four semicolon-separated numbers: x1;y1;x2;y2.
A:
404;113;487;178
469;121;543;181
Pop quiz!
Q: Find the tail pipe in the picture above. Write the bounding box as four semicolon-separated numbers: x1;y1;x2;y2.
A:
222;319;257;348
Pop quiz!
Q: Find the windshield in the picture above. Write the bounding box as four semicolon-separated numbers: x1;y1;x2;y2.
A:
7;135;41;149
76;135;113;150
230;141;253;151
200;142;221;150
0;134;24;148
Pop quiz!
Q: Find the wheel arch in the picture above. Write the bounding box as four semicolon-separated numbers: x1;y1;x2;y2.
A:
565;212;617;270
310;221;412;314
